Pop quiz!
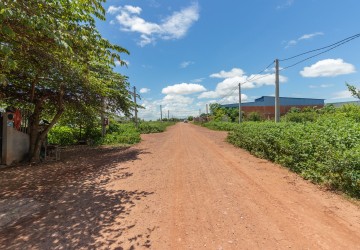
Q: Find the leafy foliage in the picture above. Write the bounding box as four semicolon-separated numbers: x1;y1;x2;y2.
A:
203;105;360;198
101;123;140;145
138;121;175;134
245;112;263;121
346;83;360;99
48;126;77;146
0;0;132;161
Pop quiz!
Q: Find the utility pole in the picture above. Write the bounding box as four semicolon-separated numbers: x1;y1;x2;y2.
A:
133;86;138;128
160;105;163;122
199;109;201;117
206;104;208;115
168;110;169;120
238;83;242;123
275;59;280;123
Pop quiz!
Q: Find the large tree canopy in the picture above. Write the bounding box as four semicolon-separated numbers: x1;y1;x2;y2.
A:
0;0;133;161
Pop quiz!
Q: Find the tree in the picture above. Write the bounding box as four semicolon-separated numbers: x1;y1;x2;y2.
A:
209;103;222;114
346;83;360;99
0;0;132;162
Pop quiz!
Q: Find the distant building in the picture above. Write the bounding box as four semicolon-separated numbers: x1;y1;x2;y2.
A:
327;100;360;107
221;96;325;119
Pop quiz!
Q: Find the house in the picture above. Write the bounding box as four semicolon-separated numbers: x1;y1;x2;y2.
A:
221;96;325;118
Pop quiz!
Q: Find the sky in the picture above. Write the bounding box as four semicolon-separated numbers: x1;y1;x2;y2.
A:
96;0;360;120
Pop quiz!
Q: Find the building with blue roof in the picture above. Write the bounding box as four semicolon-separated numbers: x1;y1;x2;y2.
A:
221;96;325;118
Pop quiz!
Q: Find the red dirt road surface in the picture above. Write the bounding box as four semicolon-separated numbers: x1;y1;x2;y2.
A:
0;123;359;249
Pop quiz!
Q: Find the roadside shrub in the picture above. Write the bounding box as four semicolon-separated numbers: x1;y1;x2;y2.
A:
245;112;263;121
48;126;77;146
202;121;239;131
282;112;318;123
101;123;141;145
225;118;360;198
203;117;360;198
138;121;174;134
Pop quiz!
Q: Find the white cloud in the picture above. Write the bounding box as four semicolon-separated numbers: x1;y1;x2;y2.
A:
196;100;218;107
109;3;199;46
300;59;356;77
198;91;219;99
123;5;142;14
180;61;194;68
140;88;150;94
309;84;334;89
285;32;324;48
162;83;206;95
163;94;193;105
139;34;154;47
285;40;297;48
116;10;161;35
277;0;294;9
160;4;200;40
299;32;324;40
210;68;245;78
199;68;287;104
107;6;122;14
138;94;197;120
331;90;354;100
191;78;205;83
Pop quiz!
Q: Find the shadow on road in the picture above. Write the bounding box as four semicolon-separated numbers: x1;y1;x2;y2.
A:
0;146;153;249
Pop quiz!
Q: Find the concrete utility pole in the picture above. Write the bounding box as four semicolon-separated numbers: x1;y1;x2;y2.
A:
206;104;209;115
160;105;163;121
275;59;280;123
168;110;169;120
238;83;242;124
199;109;201;117
133;86;138;128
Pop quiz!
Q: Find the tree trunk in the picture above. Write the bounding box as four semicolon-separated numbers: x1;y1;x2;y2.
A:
28;99;43;162
29;85;65;163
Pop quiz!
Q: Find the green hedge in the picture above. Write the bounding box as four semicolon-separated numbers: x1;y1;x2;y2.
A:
49;121;175;146
101;123;141;145
204;119;360;198
48;126;77;145
138;121;175;134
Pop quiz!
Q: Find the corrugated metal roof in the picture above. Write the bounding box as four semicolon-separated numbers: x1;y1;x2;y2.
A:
222;96;325;108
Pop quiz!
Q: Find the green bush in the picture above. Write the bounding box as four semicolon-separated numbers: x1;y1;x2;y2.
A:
282;112;318;123
101;123;141;145
138;121;174;134
203;116;360;198
225;118;360;198
246;112;263;121
48;126;77;146
202;121;239;131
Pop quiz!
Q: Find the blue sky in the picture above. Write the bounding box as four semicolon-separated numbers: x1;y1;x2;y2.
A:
96;0;360;120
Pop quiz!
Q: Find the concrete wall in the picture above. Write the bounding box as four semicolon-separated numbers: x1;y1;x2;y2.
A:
241;105;324;119
1;113;30;165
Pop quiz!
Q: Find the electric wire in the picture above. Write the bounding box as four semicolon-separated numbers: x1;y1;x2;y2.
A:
216;60;275;104
279;33;360;62
281;34;360;71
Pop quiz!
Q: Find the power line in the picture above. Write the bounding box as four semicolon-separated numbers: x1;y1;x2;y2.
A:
281;35;360;71
216;60;275;104
279;33;360;62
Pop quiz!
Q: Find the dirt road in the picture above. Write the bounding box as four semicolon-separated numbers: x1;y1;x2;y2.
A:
1;123;359;249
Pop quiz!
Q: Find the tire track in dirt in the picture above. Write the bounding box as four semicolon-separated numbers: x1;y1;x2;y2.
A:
100;123;360;249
